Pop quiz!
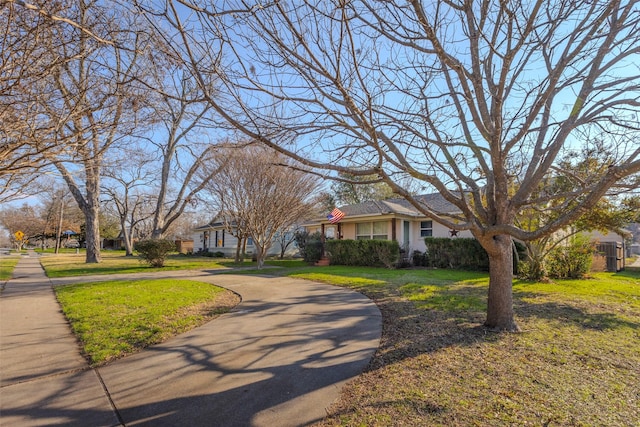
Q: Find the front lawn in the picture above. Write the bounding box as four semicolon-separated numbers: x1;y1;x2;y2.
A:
269;266;639;427
55;279;239;365
40;252;228;277
48;257;639;425
39;252;304;277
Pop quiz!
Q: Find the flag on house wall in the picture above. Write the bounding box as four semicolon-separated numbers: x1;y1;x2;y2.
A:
327;207;346;224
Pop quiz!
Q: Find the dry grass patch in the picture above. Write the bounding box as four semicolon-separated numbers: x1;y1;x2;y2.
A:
300;268;640;427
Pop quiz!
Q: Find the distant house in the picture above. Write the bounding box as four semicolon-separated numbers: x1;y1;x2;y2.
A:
192;217;300;258
103;233;194;254
303;193;473;255
588;229;628;272
193;219;249;257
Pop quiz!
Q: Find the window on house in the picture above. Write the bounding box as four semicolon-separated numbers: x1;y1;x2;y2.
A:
420;220;433;237
356;221;388;240
356;223;371;240
373;221;387;239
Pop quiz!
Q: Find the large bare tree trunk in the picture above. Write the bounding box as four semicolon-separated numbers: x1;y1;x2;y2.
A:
482;235;519;332
235;237;242;263
80;172;102;263
84;201;102;263
122;224;134;256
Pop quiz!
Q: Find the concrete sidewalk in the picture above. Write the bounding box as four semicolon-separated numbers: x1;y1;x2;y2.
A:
1;253;381;426
1;253;118;426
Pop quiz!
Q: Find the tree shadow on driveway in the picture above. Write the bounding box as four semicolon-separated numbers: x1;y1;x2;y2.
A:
96;281;382;426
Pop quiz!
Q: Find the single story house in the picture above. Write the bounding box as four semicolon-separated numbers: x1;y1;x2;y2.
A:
303;193;628;272
192;217;300;258
303;193;473;255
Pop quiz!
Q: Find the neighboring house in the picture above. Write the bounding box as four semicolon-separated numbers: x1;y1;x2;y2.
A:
102;234;126;250
192;217;300;258
588;229;628;272
103;234;194;254
623;222;640;256
303;193;473;255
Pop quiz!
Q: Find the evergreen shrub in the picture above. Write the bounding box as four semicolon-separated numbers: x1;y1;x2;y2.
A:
294;230;323;264
546;235;595;279
423;237;489;271
325;239;400;268
134;239;176;267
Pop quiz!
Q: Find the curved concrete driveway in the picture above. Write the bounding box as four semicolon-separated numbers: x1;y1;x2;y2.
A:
1;254;381;426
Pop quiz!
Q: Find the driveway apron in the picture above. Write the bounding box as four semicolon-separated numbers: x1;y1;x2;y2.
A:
1;255;381;427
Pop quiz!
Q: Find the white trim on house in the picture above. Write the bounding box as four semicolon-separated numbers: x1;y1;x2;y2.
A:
303;194;473;255
192;219;301;258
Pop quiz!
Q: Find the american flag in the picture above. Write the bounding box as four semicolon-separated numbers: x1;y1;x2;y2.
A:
327;207;345;224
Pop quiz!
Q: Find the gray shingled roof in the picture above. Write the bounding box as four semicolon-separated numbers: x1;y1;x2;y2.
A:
199;193;461;228
337;193;460;219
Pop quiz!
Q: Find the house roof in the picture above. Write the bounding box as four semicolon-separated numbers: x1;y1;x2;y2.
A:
193;220;224;232
196;193;460;229
313;193;460;223
193;212;227;231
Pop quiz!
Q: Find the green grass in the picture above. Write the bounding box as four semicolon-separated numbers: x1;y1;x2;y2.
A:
35;248;86;254
55;279;239;365
0;256;20;280
40;252;307;277
514;271;640;308
44;255;640;425
40;252;227;277
268;266;640;427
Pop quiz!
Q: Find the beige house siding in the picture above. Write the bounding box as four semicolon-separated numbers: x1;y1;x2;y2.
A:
409;221;473;253
307;215;473;255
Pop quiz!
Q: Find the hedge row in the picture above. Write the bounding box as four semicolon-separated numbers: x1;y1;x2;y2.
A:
325;239;400;268
298;232;525;272
413;237;490;271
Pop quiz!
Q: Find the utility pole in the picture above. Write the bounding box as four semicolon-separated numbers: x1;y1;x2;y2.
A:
54;197;64;254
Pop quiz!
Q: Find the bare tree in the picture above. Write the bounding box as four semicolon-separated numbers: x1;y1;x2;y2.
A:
147;0;640;330
202;144;319;268
35;184;74;252
274;226;303;259
30;0;153;263
0;1;60;201
143;66;221;239
1;1;122;202
102;149;156;255
0;202;43;247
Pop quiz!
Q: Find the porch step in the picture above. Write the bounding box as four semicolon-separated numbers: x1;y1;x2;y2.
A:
315;257;330;266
